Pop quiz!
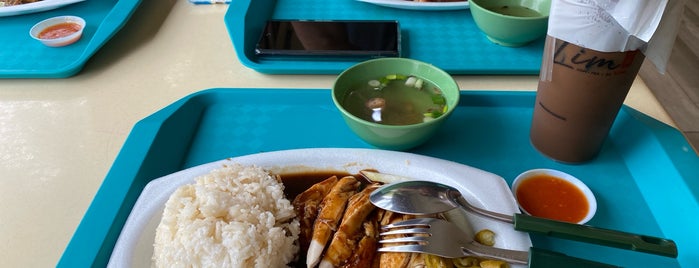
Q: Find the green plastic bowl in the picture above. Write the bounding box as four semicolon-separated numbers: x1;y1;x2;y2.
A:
332;58;460;150
469;0;551;47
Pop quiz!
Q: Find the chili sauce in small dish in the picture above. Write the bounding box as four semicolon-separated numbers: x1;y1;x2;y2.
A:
38;22;82;39
29;16;86;47
512;169;597;224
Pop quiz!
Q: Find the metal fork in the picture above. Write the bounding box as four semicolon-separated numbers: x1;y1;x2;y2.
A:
379;218;621;268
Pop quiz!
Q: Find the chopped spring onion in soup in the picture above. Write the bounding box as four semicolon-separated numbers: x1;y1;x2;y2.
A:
341;74;448;125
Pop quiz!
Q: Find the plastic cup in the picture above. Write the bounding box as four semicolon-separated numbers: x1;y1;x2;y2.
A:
530;36;645;163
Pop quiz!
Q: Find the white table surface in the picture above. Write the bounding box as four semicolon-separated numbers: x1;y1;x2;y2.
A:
0;0;675;267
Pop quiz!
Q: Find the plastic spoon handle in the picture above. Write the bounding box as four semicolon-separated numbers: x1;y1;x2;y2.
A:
514;213;678;258
453;193;677;257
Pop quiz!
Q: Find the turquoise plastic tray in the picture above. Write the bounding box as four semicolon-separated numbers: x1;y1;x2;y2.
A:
225;0;545;75
0;0;142;78
59;88;699;267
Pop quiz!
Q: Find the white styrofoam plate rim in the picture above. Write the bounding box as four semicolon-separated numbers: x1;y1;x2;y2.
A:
0;0;86;17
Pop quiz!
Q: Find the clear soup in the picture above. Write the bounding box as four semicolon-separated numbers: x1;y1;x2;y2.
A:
341;74;447;126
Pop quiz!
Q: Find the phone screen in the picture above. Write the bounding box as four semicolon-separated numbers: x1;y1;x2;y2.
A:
254;20;400;59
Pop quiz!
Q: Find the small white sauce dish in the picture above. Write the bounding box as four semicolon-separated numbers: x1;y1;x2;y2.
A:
511;168;597;224
29;15;86;47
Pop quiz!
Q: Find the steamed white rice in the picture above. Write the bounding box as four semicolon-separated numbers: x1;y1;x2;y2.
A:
152;163;300;267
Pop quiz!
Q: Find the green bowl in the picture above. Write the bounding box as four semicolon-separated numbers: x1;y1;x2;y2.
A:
469;0;551;47
332;58;460;150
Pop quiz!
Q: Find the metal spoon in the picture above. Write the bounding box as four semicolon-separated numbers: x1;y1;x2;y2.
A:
367;178;678;258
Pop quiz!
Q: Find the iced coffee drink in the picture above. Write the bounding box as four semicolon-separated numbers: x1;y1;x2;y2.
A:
530;36;645;163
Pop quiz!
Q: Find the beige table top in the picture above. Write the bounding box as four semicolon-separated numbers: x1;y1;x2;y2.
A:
0;1;675;267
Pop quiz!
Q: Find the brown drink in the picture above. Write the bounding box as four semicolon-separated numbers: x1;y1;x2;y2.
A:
530;36;646;163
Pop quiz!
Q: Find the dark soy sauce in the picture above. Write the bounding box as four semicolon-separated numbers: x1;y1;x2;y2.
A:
279;171;352;200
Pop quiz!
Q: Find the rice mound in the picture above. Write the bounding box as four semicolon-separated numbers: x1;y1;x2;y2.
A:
152;163;300;268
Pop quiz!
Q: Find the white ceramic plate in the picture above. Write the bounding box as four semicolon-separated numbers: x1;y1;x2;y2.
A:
0;0;86;17
356;0;469;11
108;148;530;267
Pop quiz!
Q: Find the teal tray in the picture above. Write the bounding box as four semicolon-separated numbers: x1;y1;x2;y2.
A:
59;88;699;267
225;0;545;75
0;0;142;78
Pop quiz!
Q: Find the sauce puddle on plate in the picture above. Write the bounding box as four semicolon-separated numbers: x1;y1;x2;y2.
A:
515;174;589;223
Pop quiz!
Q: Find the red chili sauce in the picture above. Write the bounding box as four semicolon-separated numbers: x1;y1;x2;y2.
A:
38;22;81;39
515;174;589;223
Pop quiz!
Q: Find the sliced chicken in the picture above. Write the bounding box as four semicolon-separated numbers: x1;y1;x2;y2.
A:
408;253;427;267
293;176;339;254
318;184;379;268
376;211;416;268
342;215;379;268
306;176;360;268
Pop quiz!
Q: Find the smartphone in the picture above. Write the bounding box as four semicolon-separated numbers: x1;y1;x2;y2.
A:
254;20;401;60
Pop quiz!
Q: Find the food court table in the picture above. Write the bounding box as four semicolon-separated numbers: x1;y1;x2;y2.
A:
0;0;678;267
